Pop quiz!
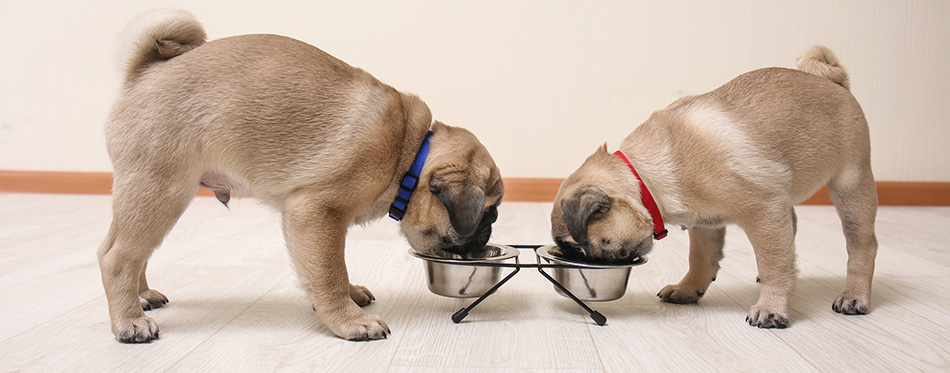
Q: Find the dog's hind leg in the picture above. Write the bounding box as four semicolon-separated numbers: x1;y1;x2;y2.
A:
98;172;196;343
828;166;878;315
658;227;726;303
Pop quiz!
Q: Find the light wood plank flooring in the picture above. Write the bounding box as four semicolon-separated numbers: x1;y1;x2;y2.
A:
1;193;948;372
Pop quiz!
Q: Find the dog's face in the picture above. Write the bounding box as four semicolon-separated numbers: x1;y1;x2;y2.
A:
551;146;655;262
400;122;504;255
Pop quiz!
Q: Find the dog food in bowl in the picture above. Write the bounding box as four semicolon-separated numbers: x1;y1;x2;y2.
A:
409;243;519;298
536;245;647;301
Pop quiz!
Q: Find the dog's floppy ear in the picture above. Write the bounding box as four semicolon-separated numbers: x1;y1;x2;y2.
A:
561;187;611;245
430;177;485;237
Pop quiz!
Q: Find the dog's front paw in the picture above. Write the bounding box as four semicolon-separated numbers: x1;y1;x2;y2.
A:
349;284;375;307
746;305;789;329
335;313;390;341
113;315;160;343
657;283;704;304
139;289;169;311
832;294;869;315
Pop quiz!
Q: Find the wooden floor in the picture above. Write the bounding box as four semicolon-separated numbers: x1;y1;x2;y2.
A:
1;193;948;372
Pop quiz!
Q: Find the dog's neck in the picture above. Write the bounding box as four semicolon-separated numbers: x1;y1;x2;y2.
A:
388;129;434;221
355;115;432;225
387;116;434;207
618;128;689;228
613;150;668;240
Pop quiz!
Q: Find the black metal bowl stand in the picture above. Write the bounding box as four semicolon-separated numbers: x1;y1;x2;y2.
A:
449;245;608;326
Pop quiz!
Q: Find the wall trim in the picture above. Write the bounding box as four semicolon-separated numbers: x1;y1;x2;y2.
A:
497;178;950;206
0;170;217;197
1;170;948;206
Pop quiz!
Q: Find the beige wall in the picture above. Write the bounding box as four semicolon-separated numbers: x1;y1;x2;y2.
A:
1;1;948;181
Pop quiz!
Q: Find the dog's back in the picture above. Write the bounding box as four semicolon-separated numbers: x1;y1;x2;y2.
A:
106;10;419;205
644;48;870;204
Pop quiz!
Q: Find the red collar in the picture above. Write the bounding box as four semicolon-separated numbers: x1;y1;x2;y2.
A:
613;150;668;240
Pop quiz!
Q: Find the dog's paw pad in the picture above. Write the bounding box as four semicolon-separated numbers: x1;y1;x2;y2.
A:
657;284;703;304
339;314;390;341
115;316;160;343
746;308;789;329
832;295;868;315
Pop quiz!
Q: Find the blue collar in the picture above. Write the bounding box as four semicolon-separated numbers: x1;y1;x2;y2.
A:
389;131;434;221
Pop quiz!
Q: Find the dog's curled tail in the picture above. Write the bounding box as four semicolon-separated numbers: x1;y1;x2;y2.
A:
796;45;850;90
119;8;206;83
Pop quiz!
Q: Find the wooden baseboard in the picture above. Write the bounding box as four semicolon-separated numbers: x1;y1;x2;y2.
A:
0;171;219;196
799;182;950;206
1;170;948;206
499;178;564;202
501;178;950;206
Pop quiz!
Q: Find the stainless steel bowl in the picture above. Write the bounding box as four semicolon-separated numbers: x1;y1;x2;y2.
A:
409;243;519;298
536;245;647;301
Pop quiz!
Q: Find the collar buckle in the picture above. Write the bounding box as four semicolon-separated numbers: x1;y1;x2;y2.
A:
388;171;419;220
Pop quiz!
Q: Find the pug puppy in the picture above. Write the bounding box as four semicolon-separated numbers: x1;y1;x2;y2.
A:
98;9;503;343
551;46;877;328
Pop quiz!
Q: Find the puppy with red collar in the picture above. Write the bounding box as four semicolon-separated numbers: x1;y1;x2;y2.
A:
551;46;877;328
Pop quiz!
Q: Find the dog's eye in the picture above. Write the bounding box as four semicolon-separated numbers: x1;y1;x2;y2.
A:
597;205;610;214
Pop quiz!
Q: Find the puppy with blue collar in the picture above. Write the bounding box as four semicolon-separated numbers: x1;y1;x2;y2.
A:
98;9;503;343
